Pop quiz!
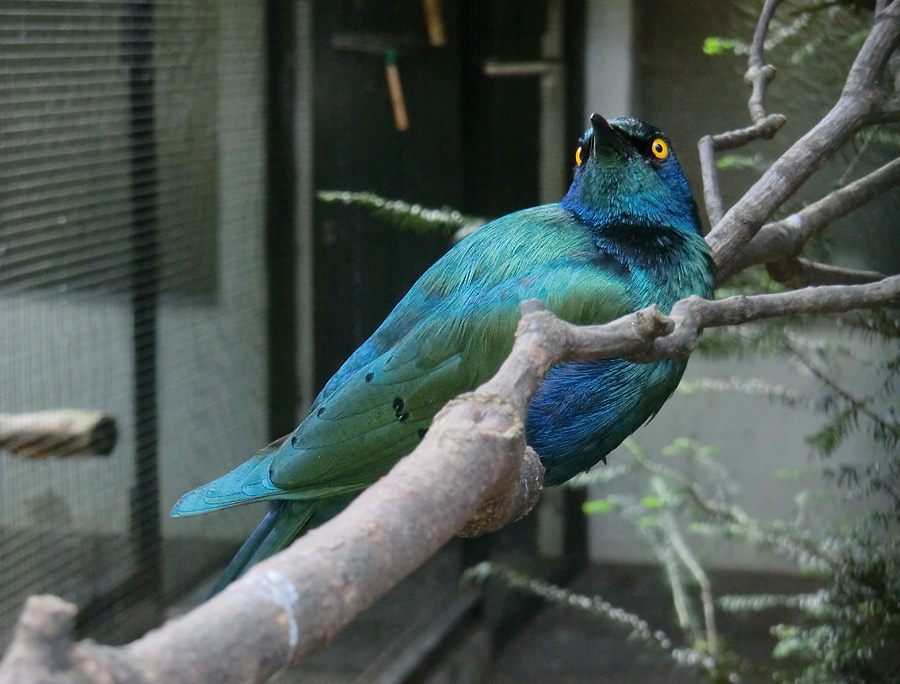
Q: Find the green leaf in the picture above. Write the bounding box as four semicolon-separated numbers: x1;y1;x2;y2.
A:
715;153;766;171
640;495;664;509
703;36;735;55
697;445;721;459
661;437;692;456
583;499;614;514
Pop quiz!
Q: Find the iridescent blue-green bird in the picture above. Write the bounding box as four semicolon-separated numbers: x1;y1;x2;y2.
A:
172;115;715;594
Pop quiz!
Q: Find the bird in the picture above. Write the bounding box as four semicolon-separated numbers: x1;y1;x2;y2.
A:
172;114;716;595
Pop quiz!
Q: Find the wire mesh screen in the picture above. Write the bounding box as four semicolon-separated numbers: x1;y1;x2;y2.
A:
0;0;269;646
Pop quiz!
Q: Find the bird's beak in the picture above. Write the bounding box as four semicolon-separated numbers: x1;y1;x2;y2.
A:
590;113;629;160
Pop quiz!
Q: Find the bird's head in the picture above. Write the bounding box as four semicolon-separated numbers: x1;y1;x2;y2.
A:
562;114;702;236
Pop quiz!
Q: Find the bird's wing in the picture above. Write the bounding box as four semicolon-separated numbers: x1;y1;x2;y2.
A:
172;206;640;513
265;205;640;497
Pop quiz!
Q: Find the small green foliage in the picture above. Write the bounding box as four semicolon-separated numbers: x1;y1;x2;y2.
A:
637;514;659;528
582;498;614;514
844;27;870;50
702;36;736;55
661;436;693;456
715;153;768;171
640;495;665;509
771;626;806;659
482;418;900;682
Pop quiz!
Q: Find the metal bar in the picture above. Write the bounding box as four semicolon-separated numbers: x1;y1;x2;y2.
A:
295;0;315;416
124;0;163;617
538;0;566;204
265;0;301;437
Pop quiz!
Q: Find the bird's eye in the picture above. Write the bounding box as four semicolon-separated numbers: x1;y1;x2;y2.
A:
651;138;669;160
575;145;584;166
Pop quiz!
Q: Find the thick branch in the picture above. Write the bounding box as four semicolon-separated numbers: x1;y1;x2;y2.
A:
458;446;545;537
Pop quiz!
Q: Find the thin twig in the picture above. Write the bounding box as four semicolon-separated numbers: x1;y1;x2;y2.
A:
746;0;785;123
698;115;787;225
661;514;719;656
655;525;704;643
698;136;726;226
464;562;677;652
628;443;839;570
711;115;789;151
649;275;900;361
696;0;788;227
837;129;875;187
785;334;900;432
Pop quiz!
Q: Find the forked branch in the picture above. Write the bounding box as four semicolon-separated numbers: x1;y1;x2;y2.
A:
704;0;900;273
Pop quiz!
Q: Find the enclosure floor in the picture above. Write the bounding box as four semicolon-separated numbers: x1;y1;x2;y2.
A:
484;564;804;684
168;548;808;684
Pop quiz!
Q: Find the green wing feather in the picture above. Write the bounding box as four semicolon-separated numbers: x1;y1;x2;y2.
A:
171;205;637;516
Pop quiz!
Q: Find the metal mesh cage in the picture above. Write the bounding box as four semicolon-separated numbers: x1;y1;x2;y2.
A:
0;0;269;646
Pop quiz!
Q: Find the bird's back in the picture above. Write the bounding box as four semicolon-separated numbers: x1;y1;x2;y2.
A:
171;114;717;592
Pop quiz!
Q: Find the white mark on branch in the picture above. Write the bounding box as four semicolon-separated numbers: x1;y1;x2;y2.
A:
254;570;300;652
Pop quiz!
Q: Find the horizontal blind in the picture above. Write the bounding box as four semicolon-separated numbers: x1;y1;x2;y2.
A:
0;0;217;296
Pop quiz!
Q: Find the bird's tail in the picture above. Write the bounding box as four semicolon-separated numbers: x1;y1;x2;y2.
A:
207;499;316;597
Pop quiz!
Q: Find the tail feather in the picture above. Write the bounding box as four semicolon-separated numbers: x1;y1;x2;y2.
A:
208;499;317;597
171;438;288;517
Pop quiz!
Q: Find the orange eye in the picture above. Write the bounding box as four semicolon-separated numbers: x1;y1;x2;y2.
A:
575;145;583;166
651;138;669;160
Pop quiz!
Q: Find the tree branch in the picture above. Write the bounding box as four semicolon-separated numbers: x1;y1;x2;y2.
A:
3;277;900;684
723;155;900;279
765;258;885;288
705;0;900;272
698;114;787;225
698;0;788;226
649;276;900;360
746;0;784;124
0;410;117;459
